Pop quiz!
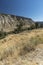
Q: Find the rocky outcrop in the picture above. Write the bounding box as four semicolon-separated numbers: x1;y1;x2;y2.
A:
0;14;35;33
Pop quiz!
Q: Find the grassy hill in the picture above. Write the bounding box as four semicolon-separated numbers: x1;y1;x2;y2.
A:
0;29;43;65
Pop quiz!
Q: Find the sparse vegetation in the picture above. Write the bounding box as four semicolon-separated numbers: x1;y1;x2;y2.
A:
14;19;24;33
0;26;43;65
19;44;35;56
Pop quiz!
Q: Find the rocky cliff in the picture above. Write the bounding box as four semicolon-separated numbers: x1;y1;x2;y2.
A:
0;14;35;33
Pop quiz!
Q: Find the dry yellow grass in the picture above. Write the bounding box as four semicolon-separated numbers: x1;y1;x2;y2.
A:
0;28;43;65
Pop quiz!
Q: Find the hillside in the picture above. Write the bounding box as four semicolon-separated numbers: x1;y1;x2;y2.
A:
0;14;35;33
0;14;43;65
0;29;43;65
35;22;43;28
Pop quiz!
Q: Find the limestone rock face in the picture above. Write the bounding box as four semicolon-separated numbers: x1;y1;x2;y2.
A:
0;14;35;32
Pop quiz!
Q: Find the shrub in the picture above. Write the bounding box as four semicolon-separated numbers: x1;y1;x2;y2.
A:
0;31;7;39
35;22;39;29
14;20;24;33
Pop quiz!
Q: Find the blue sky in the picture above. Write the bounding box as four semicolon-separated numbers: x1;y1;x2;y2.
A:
0;0;43;21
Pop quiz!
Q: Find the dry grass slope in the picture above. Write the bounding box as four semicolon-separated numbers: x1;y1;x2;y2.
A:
0;29;43;65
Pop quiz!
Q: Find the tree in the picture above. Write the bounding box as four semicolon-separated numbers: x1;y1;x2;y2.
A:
35;22;38;29
14;19;24;33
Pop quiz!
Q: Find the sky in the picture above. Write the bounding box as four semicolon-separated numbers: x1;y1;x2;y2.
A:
0;0;43;21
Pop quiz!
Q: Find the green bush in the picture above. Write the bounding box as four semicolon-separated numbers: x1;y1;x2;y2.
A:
0;31;7;39
14;20;24;33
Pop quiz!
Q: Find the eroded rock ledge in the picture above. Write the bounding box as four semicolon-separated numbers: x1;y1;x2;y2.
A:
0;14;35;33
